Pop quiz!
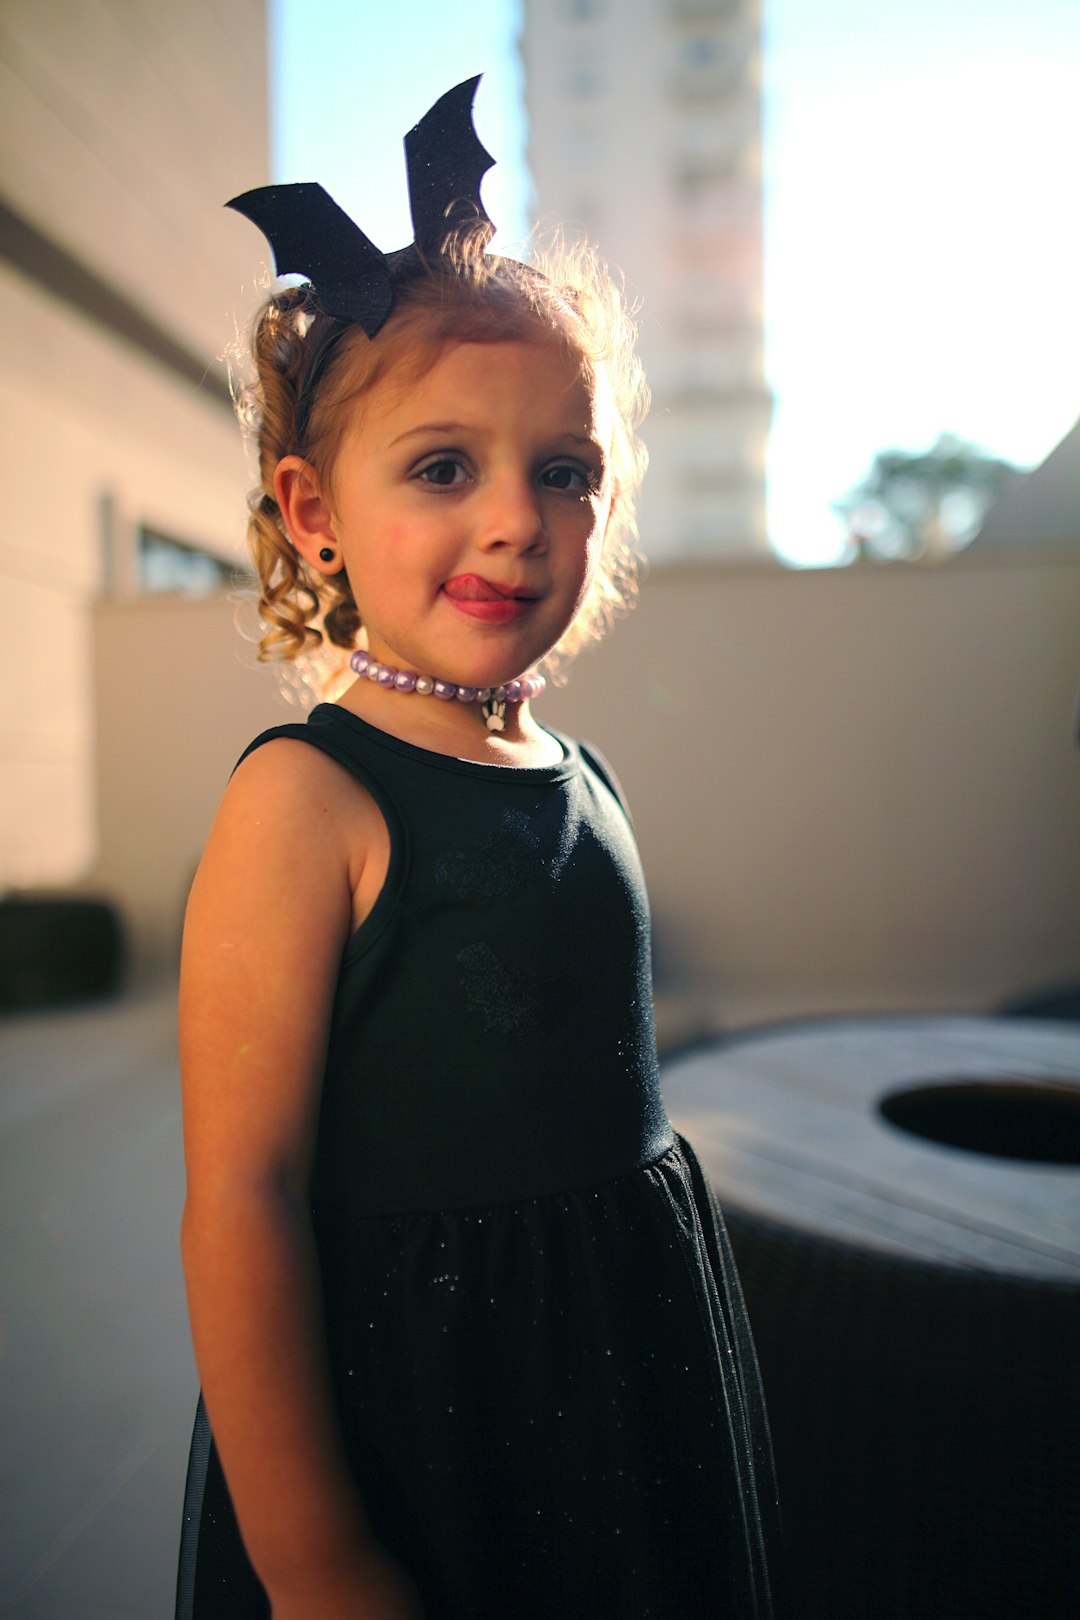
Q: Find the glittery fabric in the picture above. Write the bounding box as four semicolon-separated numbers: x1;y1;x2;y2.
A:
176;705;786;1618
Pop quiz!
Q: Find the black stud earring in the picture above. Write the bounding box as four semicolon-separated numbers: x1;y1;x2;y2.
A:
319;547;335;563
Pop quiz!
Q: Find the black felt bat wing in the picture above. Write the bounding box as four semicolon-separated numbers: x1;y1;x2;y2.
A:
405;75;495;258
225;77;495;339
225;182;393;335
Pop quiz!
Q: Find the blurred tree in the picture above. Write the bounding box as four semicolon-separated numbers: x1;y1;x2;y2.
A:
834;433;1025;561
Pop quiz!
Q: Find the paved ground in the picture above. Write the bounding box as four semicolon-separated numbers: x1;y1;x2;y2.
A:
1;984;195;1620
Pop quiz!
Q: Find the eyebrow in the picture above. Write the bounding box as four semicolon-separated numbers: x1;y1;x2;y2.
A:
388;422;467;447
387;424;606;456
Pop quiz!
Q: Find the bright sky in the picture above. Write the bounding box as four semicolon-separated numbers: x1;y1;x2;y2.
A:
273;0;1080;568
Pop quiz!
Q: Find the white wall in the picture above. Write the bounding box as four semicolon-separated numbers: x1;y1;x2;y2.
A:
543;554;1080;1035
90;555;1080;1039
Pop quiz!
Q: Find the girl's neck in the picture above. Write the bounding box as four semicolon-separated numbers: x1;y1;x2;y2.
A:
335;679;562;768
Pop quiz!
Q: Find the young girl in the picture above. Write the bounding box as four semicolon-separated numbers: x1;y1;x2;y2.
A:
176;80;784;1620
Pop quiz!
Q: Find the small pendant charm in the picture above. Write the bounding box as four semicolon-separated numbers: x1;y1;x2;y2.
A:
482;697;507;732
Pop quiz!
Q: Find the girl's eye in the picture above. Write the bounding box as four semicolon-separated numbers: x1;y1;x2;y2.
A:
416;457;468;488
540;463;593;493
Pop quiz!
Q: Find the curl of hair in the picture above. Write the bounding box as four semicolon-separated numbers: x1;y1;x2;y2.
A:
233;226;650;685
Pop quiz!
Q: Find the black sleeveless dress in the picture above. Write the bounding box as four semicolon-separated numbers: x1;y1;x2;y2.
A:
176;703;785;1619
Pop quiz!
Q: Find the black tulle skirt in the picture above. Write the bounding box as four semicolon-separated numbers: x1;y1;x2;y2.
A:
176;1137;785;1619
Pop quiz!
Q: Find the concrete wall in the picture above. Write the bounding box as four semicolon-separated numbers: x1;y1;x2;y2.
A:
91;554;1080;1037
2;264;255;886
90;590;296;976
0;0;266;364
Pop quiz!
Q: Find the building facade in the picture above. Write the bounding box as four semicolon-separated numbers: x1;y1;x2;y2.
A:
1;1;268;892
521;0;772;564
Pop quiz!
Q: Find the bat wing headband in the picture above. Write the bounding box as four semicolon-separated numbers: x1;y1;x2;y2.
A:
226;76;497;447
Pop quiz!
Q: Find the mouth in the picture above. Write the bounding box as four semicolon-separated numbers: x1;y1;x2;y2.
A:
442;575;540;624
443;574;539;603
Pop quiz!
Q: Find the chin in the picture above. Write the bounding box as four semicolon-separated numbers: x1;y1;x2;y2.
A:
478;649;553;688
446;637;552;690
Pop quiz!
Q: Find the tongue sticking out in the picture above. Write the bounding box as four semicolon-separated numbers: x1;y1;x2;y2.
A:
444;575;509;602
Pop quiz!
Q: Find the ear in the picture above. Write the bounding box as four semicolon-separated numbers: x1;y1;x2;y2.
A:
273;455;345;575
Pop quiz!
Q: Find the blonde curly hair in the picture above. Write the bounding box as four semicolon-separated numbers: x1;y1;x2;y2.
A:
233;229;650;685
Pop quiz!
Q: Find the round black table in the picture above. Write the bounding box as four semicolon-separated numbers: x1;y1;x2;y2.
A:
662;1016;1080;1620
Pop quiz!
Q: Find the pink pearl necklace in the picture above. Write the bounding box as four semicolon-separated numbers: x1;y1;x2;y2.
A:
349;649;546;734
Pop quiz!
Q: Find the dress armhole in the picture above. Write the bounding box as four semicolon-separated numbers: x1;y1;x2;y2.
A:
578;739;637;832
231;722;409;964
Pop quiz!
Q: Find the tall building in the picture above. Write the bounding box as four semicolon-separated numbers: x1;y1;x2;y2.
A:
521;0;771;563
1;2;268;892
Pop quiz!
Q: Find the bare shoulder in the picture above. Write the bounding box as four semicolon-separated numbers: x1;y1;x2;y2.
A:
225;733;376;831
212;737;388;916
183;738;358;1010
180;738;379;1193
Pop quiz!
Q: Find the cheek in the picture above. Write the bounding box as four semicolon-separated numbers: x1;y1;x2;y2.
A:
584;497;613;571
565;512;606;611
348;518;420;581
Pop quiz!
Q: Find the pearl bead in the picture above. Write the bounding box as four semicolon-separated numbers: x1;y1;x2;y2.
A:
346;653;545;713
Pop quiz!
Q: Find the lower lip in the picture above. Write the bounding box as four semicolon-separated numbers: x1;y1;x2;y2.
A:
443;592;535;624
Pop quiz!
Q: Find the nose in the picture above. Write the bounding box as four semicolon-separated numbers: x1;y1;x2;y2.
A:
475;472;547;553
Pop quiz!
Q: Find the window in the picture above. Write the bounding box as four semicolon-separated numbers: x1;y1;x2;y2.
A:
137;527;239;595
666;0;742;19
673;152;739;200
671;35;747;100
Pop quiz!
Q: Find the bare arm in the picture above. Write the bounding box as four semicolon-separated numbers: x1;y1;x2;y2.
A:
179;741;417;1615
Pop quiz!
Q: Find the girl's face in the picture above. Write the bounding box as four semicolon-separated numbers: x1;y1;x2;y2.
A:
323;338;614;690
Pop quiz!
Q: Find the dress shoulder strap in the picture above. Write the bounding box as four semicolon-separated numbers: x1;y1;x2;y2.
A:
232;722;312;776
230;716;406;848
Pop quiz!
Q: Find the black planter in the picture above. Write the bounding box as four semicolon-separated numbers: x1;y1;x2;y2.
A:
663;1017;1080;1620
0;895;126;1010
